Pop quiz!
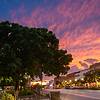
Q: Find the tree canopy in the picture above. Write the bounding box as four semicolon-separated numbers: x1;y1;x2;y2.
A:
84;69;100;83
0;21;73;89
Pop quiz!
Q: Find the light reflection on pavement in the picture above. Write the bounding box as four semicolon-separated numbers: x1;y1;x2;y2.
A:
60;89;100;99
45;89;100;100
61;93;100;100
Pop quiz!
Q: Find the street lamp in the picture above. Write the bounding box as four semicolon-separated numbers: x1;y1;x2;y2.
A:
75;79;77;82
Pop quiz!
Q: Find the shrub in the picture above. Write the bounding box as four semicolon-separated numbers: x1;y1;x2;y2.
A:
2;92;15;100
19;88;34;96
6;90;15;96
89;87;100;90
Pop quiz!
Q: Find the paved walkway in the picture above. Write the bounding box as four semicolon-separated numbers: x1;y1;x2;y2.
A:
60;89;100;99
60;93;100;100
44;89;100;100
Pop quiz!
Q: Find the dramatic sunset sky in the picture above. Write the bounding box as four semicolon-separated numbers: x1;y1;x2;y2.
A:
0;0;100;72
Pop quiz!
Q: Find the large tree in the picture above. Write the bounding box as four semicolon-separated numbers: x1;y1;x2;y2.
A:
0;21;72;94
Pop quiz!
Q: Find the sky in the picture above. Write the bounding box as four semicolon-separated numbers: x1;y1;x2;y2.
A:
0;0;100;72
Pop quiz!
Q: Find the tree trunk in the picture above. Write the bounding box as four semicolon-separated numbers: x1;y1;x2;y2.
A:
39;67;43;86
39;67;43;95
15;81;20;100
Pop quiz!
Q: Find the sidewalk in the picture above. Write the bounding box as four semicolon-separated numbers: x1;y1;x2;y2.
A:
60;89;100;99
44;89;100;100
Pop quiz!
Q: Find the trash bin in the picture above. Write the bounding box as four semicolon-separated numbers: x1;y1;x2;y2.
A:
50;91;61;100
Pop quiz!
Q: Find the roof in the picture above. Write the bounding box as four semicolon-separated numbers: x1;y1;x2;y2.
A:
90;62;100;70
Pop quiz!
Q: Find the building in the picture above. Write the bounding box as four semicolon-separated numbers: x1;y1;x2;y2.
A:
54;69;90;88
54;69;89;83
75;69;89;80
54;62;100;81
90;62;100;70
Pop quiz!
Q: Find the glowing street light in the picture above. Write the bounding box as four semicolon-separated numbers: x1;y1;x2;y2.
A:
75;79;77;81
69;80;72;82
81;78;84;81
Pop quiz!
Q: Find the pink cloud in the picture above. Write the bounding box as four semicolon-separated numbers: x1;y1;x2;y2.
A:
10;0;100;70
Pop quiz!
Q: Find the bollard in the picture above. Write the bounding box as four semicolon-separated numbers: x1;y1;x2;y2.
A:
50;91;61;100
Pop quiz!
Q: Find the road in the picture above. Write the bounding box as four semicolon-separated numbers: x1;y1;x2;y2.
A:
45;89;100;100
